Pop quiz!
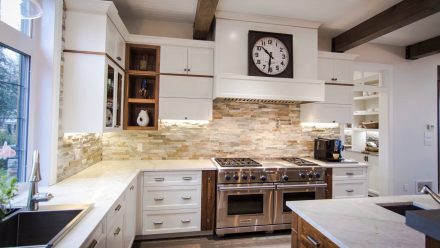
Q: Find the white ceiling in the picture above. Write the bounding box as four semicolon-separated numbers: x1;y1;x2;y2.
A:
111;0;440;46
111;0;198;23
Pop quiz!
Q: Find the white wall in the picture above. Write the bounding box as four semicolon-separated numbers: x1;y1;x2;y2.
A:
391;54;440;194
215;18;318;79
123;18;193;39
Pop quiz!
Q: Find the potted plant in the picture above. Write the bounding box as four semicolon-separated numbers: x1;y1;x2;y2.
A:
0;168;18;220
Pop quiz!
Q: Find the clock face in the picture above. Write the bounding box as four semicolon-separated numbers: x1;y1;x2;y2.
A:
252;37;289;75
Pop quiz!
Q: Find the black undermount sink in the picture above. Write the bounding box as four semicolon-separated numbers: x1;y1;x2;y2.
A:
377;202;425;217
0;205;91;248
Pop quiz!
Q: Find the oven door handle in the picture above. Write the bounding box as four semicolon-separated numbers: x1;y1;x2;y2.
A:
217;185;276;191
276;183;327;189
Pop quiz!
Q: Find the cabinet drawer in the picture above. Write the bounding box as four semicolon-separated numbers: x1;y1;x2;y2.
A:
300;218;327;248
143;185;201;210
142;208;201;235
81;220;105;248
159;75;213;98
333;167;367;180
159;98;212;121
143;171;201;186
106;213;124;248
106;194;125;233
333;180;367;198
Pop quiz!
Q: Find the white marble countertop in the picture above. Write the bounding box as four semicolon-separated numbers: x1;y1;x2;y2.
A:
287;195;440;248
12;159;216;247
303;157;368;168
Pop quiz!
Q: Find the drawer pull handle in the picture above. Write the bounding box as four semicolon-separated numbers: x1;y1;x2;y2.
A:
346;172;354;176
153;221;163;225
114;227;121;236
181;196;192;200
116;56;122;61
130;185;134;190
155;178;165;182
115;204;121;212
154;196;164;201
87;239;97;248
306;235;320;247
182;177;192;181
346;189;354;193
181;219;191;223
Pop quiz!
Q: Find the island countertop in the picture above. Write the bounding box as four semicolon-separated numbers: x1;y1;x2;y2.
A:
287;195;440;248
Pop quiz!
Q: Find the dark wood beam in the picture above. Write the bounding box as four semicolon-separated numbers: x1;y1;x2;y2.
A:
193;0;219;40
406;35;440;59
332;0;440;52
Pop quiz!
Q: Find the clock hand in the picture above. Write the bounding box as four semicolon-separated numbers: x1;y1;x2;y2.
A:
261;46;274;59
268;55;272;73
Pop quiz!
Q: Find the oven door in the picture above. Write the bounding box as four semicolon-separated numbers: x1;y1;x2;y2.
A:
216;184;275;229
274;182;327;224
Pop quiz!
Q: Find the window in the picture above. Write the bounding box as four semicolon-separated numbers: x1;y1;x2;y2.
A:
0;0;33;36
0;44;30;182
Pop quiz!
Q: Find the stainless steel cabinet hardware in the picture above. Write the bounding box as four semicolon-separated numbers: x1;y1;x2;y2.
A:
116;56;121;61
181;219;191;223
115;204;121;211
87;239;97;248
130;185;134;190
306;235;320;247
345;172;354;176
346;189;354;193
187;68;191;72
184;68;187;71
154;196;164;201
153;221;163;225
218;185;275;191
181;196;191;200
276;183;327;189
182;177;192;180
114;227;121;236
154;178;165;181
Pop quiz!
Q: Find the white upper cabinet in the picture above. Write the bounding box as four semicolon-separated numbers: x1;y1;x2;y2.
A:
300;103;352;124
318;52;358;84
324;85;353;105
160;45;214;76
187;48;214;76
106;20;125;68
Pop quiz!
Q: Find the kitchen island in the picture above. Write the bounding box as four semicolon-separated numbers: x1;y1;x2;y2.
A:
287;195;440;248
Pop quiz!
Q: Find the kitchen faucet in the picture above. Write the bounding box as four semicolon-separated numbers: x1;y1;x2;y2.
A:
420;185;440;205
27;150;53;211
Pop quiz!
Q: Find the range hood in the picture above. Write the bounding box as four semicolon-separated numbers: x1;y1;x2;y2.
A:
213;73;325;103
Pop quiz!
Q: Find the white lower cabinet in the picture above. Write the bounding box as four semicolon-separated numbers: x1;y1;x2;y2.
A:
124;180;137;248
332;167;368;199
142;171;202;235
81;220;106;248
106;214;124;248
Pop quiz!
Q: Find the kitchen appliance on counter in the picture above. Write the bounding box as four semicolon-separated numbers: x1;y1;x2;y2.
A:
213;157;327;236
314;138;344;162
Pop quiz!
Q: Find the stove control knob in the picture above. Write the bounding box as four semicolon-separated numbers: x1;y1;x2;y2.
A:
250;174;256;180
308;173;314;179
315;173;321;179
225;174;231;181
242;174;248;180
282;175;289;181
260;175;267;181
233;174;239;180
299;172;306;179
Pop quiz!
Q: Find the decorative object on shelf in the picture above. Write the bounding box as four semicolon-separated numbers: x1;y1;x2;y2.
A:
139;55;148;71
361;121;379;129
248;30;293;78
136;110;149;127
106;109;113;126
139;79;148;98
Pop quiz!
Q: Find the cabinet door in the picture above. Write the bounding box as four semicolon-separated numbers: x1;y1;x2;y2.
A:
366;155;380;195
187;47;214;76
333;59;353;84
124;180;137;248
159;75;213;99
105;60;124;131
114;31;125;69
160;45;188;74
107;214;124;248
106;19;117;61
317;58;334;82
159;98;213;121
114;68;124;129
300;103;352;124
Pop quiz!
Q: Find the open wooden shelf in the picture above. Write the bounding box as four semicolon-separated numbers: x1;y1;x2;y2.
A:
124;44;160;130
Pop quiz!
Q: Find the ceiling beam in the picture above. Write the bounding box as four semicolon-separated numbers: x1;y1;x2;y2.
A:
332;0;440;53
193;0;219;40
406;35;440;59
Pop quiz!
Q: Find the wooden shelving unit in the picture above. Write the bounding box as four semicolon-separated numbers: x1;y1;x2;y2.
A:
124;44;160;130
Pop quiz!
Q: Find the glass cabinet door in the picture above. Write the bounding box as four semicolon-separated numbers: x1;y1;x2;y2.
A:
115;71;123;128
106;64;115;128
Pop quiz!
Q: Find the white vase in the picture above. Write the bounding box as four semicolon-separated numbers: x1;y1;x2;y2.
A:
136;110;149;127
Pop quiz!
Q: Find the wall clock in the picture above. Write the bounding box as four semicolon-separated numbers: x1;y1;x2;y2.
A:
248;30;293;78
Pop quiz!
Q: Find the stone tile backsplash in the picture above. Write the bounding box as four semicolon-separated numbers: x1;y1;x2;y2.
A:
101;99;340;160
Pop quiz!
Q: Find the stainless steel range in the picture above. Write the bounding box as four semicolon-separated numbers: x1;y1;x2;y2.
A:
214;157;327;236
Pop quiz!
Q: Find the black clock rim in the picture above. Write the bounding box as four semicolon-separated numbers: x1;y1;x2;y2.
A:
248;30;293;78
